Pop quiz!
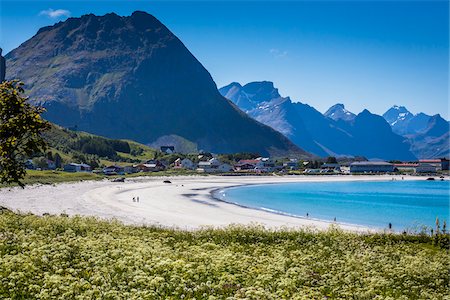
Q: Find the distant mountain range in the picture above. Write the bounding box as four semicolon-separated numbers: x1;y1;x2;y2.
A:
5;12;309;158
382;106;449;159
220;82;416;160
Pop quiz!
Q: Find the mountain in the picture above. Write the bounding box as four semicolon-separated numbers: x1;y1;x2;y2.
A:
5;12;309;158
220;82;416;160
324;104;356;122
382;106;449;158
382;105;414;135
407;115;450;158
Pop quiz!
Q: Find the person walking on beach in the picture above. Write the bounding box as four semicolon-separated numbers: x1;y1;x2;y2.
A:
137;196;139;203
132;197;135;202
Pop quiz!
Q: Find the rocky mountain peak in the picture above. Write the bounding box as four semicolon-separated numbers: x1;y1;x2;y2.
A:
324;103;355;122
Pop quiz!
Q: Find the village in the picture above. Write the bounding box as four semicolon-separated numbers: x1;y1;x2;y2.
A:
24;145;450;176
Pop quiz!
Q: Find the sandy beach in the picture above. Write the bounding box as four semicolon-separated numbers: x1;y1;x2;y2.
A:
0;174;420;232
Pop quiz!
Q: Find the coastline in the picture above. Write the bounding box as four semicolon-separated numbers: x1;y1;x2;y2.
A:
0;174;423;232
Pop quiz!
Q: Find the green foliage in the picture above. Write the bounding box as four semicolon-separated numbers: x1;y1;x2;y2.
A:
0;212;448;299
54;153;62;169
76;137;117;159
326;156;338;164
32;157;49;169
40;124;155;166
0;81;50;187
219;152;261;164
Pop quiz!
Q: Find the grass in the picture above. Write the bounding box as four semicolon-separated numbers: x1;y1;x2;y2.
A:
0;170;104;187
0;212;448;299
0;169;206;188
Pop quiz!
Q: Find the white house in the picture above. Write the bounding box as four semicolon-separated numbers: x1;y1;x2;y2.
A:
197;158;231;173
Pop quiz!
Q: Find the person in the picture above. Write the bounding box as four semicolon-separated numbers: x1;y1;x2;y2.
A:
306;213;309;218
388;222;392;230
334;217;336;222
137;196;139;202
0;48;5;82
132;197;135;202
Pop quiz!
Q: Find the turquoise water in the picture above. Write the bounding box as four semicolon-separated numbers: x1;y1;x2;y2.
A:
214;180;450;231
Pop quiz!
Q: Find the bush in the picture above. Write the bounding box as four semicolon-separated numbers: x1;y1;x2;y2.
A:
0;213;448;299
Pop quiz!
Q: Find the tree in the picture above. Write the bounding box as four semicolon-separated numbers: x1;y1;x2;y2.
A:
0;80;50;186
54;153;62;169
326;156;338;164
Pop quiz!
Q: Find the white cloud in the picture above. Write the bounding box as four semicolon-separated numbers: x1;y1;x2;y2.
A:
39;9;71;19
269;48;288;59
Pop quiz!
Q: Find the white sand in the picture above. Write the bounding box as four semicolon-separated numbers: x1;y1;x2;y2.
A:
0;174;419;232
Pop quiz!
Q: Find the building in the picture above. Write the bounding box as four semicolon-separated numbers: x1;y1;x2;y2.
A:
124;165;138;174
174;158;196;170
321;163;341;172
160;146;175;154
217;163;233;172
103;165;124;175
197;158;231;173
419;158;449;171
64;163;92;172
235;157;274;173
350;161;395;173
283;159;299;170
414;163;437;173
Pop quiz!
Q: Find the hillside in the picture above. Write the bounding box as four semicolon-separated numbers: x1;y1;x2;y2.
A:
5;12;309;158
39;124;156;168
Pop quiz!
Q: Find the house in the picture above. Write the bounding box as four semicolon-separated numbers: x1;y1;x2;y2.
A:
133;162;165;172
197;158;231;173
419;158;449;171
145;159;167;171
64;163;92;172
124;165;138;174
234;161;255;172
103;165;124;175
174;158;196;170
160;146;175;154
350;161;395;173
197;161;214;173
217;163;233;172
283;159;299;170
256;157;276;172
321;163;341;172
25;159;35;170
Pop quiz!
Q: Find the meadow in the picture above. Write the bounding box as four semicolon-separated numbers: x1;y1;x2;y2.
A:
0;212;448;299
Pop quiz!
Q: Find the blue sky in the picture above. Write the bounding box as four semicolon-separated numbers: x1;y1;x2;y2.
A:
1;1;448;118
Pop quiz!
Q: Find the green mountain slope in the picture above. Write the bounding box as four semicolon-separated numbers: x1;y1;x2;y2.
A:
40;124;156;167
6;11;311;158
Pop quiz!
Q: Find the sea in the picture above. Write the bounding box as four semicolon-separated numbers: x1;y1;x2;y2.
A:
213;180;450;231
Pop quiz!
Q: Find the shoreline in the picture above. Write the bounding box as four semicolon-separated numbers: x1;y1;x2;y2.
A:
209;186;377;232
0;174;430;232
